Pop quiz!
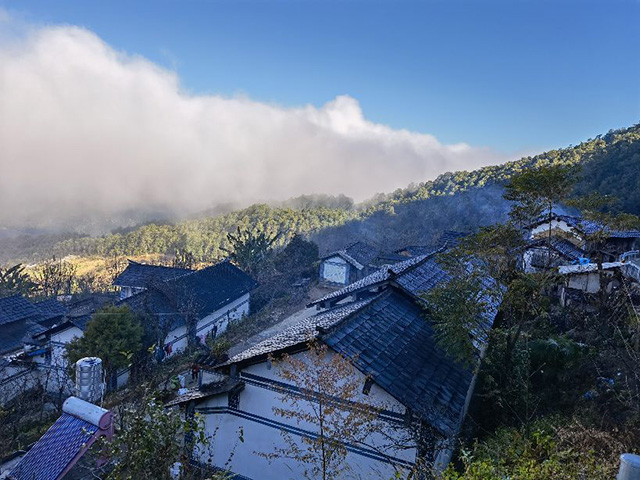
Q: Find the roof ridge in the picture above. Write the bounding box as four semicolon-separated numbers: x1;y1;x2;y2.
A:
316;290;391;336
391;245;444;277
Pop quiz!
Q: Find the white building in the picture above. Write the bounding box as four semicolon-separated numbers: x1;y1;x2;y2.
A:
319;242;378;285
114;260;194;300
524;214;640;271
121;260;257;357
169;253;501;479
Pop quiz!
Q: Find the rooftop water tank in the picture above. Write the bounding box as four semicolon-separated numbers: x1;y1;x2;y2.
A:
75;357;104;404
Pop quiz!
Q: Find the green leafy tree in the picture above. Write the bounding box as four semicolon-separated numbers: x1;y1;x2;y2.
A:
422;272;491;367
274;234;319;276
66;305;143;390
442;418;626;480
454;223;526;285
94;391;231;480
504;165;578;266
223;226;279;274
0;263;36;297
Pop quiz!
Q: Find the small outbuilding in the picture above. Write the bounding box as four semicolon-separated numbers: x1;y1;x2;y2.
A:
318;241;378;285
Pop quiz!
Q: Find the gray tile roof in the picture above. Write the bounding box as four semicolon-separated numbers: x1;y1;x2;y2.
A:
225;298;378;365
0;295;42;326
322;289;486;436
0;318;45;354
393;258;449;298
309;253;438;307
160;261;258;316
121;260;257;329
526;238;587;262
395;245;433;256
532;214;640;239
113;260;193;288
322;242;378;270
34;298;68;319
0;296;47;353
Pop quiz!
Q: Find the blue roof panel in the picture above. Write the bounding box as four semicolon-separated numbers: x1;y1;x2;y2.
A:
10;413;98;480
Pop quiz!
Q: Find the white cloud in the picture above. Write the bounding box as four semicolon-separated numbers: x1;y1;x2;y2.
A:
0;23;517;230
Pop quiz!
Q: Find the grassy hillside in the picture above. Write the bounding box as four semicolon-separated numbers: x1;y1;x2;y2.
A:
1;123;638;265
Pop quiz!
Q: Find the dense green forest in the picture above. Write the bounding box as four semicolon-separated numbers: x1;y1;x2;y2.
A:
1;123;638;264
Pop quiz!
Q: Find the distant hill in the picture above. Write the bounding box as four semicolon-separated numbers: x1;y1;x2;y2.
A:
1;124;638;264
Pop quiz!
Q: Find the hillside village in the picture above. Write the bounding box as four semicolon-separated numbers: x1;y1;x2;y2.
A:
2;145;640;479
2;0;639;476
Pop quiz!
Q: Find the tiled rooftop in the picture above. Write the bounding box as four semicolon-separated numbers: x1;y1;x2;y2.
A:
322;241;379;270
225;298;377;365
309;253;438;306
322;289;484;435
120;260;257;328
0;295;42;326
113;260;193;288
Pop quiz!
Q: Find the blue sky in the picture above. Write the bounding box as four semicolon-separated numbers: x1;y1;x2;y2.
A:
5;0;639;152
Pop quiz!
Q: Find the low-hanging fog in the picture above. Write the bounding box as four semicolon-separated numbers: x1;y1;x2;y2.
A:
0;19;520;233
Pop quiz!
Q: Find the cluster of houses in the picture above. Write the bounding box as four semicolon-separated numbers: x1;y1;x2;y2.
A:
521;214;640;305
167;236;500;478
3;213;640;479
162;216;640;478
0;259;257;405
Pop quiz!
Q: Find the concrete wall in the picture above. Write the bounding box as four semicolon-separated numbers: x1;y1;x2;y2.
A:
193;351;418;480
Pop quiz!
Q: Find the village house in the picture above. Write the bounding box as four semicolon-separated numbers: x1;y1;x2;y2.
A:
0;294;120;404
114;260;193;300
310;250;446;310
318;241;378;285
120;260;257;356
168;251;501;478
0;295;69;404
556;262;626;307
523;214;640;272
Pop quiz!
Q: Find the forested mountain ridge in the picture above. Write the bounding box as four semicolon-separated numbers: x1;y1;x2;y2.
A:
372;123;640;213
1;123;638;264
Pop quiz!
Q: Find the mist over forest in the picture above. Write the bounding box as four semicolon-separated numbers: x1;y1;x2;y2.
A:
0;23;523;234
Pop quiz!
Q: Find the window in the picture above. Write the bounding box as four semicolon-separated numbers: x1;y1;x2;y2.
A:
362;377;374;395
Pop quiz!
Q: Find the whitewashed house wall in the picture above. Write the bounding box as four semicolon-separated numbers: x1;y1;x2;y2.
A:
165;293;250;355
193;350;418;480
529;219;577;239
0;362;42;405
320;255;349;285
31;323;130;394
